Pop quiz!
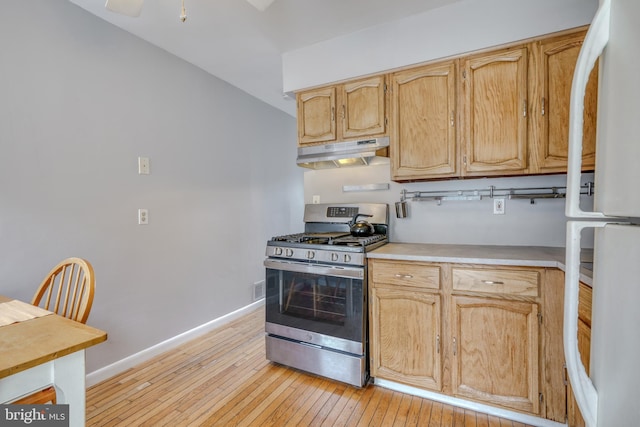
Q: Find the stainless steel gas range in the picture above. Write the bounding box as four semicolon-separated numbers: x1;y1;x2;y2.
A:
264;203;388;387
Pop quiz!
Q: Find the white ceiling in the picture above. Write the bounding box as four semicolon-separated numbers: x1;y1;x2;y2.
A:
68;0;465;116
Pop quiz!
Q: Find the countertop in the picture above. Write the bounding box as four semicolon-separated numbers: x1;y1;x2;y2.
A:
368;243;593;286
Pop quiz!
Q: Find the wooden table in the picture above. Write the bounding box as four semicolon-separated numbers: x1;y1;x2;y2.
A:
0;295;107;427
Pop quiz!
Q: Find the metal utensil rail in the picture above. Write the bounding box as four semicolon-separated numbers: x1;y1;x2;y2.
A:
399;182;594;205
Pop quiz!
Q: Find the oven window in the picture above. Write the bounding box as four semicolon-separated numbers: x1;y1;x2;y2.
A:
283;273;350;324
265;267;365;344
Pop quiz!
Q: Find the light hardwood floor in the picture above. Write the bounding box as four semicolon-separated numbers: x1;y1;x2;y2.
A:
86;306;537;426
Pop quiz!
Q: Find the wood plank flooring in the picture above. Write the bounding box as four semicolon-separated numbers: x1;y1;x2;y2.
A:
86;306;536;426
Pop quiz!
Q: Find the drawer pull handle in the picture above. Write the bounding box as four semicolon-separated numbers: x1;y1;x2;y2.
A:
481;280;504;285
436;335;440;354
394;274;414;279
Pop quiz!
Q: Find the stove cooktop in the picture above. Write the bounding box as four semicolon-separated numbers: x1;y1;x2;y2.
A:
269;232;387;248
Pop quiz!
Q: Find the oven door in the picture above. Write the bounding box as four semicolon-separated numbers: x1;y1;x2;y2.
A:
264;258;366;355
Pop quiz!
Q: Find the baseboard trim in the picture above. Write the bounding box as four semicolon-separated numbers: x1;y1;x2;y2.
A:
372;378;567;427
86;299;265;387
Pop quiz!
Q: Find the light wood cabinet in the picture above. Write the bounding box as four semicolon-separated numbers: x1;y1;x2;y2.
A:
296;75;387;146
450;266;540;413
369;260;442;390
530;31;598;173
369;259;553;417
297;86;337;145
294;28;595;179
567;282;592;427
450;296;539;413
370;287;442;390
462;47;529;176
390;61;458;181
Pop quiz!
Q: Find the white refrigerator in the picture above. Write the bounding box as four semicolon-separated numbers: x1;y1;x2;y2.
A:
564;0;640;426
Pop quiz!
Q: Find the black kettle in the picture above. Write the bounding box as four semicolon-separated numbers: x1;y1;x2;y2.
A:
349;213;375;237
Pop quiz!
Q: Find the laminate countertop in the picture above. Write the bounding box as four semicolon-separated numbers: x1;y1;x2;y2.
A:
367;243;593;286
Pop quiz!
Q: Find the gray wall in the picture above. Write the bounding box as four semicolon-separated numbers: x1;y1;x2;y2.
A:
304;164;595;247
0;0;303;373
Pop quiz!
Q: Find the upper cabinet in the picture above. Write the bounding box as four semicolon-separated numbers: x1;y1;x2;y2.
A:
462;47;529;176
296;86;337;145
294;27;595;181
529;30;598;173
390;61;458;181
296;75;388;146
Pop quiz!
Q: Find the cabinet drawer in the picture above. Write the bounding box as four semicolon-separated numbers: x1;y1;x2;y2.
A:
371;260;440;290
452;267;539;297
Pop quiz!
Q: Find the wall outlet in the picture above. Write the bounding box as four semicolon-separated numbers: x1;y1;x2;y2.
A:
312;195;320;204
493;198;505;215
138;156;150;175
138;208;149;224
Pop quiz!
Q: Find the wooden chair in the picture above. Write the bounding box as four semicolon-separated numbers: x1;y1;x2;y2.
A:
12;257;95;405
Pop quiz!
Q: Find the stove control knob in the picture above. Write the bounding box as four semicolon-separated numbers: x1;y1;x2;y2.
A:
344;254;352;263
306;251;315;260
285;248;294;257
274;247;283;256
331;253;339;262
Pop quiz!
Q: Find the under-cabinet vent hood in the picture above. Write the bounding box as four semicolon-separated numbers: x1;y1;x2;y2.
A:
296;137;389;169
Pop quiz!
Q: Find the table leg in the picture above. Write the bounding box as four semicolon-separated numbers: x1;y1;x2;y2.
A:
52;351;86;427
0;350;86;427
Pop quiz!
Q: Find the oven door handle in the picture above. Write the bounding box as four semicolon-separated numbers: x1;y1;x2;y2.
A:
264;259;364;280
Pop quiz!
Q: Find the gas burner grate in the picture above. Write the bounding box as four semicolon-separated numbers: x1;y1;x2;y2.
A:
330;234;387;247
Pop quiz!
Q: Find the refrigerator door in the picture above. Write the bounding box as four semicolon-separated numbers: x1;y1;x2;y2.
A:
564;221;603;427
565;222;640;427
565;0;610;219
590;224;640;425
593;0;640;217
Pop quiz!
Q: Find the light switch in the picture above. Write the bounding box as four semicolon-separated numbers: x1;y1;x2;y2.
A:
138;157;150;175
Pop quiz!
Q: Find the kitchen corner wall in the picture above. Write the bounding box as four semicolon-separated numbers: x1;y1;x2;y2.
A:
290;0;599;249
0;0;303;374
304;162;595;248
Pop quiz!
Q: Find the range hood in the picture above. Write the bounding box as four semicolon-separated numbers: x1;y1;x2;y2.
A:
296;137;390;169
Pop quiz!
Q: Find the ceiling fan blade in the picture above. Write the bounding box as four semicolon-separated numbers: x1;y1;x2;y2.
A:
246;0;276;12
105;0;145;17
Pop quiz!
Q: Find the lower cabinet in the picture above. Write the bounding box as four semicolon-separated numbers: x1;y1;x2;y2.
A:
370;287;441;390
451;296;539;414
369;259;552;419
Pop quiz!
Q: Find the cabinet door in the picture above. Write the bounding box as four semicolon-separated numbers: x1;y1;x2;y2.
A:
531;31;598;173
391;61;458;181
341;76;387;139
297;86;337;145
462;48;528;175
370;287;442;391
451;296;539;414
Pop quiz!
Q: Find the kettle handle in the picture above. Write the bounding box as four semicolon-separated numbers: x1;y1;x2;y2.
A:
350;213;373;226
